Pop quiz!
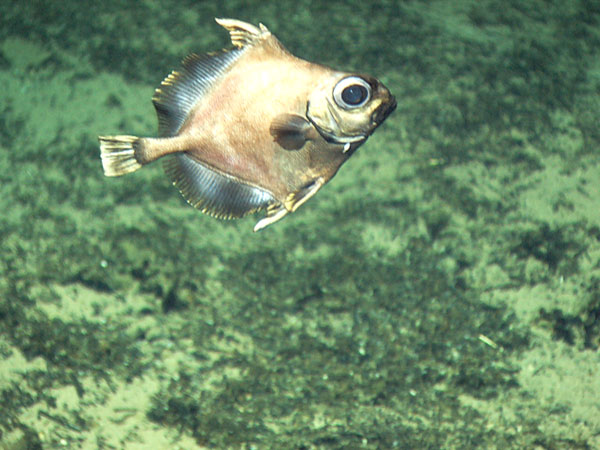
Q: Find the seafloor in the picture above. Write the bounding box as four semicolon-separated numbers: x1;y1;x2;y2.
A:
1;0;599;448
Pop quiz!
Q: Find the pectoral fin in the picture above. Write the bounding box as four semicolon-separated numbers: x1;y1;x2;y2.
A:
270;114;317;150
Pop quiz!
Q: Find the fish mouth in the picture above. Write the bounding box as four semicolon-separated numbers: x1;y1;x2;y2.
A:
371;96;397;125
315;127;367;145
307;100;367;145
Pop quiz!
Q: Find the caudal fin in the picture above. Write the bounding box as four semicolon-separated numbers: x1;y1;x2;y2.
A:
98;135;143;176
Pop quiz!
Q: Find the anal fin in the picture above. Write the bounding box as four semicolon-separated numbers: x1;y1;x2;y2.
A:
164;153;275;219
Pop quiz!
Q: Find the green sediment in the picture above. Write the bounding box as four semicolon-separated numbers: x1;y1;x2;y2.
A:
1;0;599;448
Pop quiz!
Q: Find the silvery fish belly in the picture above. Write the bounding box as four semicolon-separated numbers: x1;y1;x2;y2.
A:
98;18;396;231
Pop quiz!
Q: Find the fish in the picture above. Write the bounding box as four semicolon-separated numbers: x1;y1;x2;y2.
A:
99;18;396;231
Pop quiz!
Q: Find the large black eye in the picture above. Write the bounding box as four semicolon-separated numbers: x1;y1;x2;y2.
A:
333;76;371;109
342;84;368;105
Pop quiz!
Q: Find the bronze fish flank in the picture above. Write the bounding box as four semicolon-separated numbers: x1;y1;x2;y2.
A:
99;18;396;231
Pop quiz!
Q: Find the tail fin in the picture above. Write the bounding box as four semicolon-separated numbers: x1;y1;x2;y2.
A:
98;135;143;176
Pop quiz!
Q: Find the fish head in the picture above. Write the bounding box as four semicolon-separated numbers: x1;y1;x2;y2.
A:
306;73;396;146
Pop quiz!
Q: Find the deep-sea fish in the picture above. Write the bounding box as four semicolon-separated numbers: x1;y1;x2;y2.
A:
99;18;396;231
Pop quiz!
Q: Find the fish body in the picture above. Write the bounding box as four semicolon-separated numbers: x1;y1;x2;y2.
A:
99;18;395;231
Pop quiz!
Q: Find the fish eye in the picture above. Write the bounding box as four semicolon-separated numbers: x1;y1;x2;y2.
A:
333;76;371;109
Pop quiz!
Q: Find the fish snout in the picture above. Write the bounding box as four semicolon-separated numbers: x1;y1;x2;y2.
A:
372;95;397;125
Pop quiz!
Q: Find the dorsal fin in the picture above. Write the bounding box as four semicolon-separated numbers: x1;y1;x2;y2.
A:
163;154;276;219
152;50;242;137
152;19;275;137
215;18;271;48
152;49;243;137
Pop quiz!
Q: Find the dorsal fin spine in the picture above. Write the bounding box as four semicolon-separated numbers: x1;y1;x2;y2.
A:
214;18;271;48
